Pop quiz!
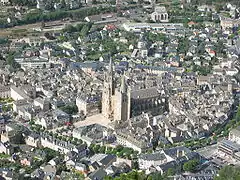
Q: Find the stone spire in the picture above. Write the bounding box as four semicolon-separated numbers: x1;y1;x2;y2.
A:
108;57;113;75
121;73;127;93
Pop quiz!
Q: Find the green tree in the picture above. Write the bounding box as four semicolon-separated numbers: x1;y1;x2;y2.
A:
236;105;240;121
2;105;8;112
63;24;77;33
43;148;60;161
10;0;36;6
93;144;100;153
115;145;124;152
0;38;9;44
80;23;92;37
178;37;189;54
114;171;147;180
127;171;146;180
106;146;113;154
60;104;78;115
146;32;166;43
6;53;14;66
183;159;199;172
6;52;21;69
132;160;139;170
56;164;67;175
62;170;85;180
104;176;114;180
167;168;175;176
76;23;84;31
148;172;165;180
214;166;240;180
99;146;106;153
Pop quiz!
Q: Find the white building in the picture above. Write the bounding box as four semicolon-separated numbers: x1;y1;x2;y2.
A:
151;6;169;22
10;85;36;101
225;68;238;76
36;0;46;9
10;86;29;101
34;98;50;111
0;141;13;155
138;147;192;170
13;99;30;112
40;134;87;156
76;96;100;117
229;126;240;144
25;133;41;147
123;23;184;32
116;130;150;153
35;117;53;129
14;55;50;69
0;85;10;98
0;0;10;5
138;152;169;170
18;106;41;120
141;49;148;58
220;17;240;30
72;124;108;146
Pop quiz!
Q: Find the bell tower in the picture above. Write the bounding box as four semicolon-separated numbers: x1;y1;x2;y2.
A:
102;58;114;119
114;74;130;122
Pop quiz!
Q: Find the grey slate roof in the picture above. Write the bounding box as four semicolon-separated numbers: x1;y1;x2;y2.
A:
99;154;116;166
88;168;107;180
139;152;166;161
131;87;160;99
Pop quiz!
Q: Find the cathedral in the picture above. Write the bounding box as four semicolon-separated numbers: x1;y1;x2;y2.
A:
102;59;168;122
102;59;130;122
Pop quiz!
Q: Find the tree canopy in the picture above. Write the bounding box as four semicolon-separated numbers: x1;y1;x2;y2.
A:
190;0;240;6
183;159;200;172
10;0;36;6
214;166;240;180
1;6;116;28
104;170;167;180
60;104;78;115
146;32;166;43
6;52;21;70
0;38;9;45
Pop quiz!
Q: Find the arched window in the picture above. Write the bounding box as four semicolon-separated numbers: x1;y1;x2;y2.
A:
161;14;164;20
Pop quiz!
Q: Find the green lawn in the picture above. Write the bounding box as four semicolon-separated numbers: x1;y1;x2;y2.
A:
0;153;10;159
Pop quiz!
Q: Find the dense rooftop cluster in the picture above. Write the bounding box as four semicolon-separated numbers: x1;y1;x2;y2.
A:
0;0;240;180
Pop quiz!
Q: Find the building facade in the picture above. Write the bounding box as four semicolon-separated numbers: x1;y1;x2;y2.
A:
0;85;10;98
229;126;240;144
76;96;100;117
113;75;130;122
151;6;169;22
102;59;115;120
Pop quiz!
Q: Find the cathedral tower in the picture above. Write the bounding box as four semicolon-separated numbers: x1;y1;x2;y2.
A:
114;74;130;122
102;59;114;119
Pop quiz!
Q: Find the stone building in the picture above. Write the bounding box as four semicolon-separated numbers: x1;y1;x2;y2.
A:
102;59;115;120
0;85;10;98
151;6;169;22
113;75;130;122
76;95;100;117
220;16;240;30
101;60;168;122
